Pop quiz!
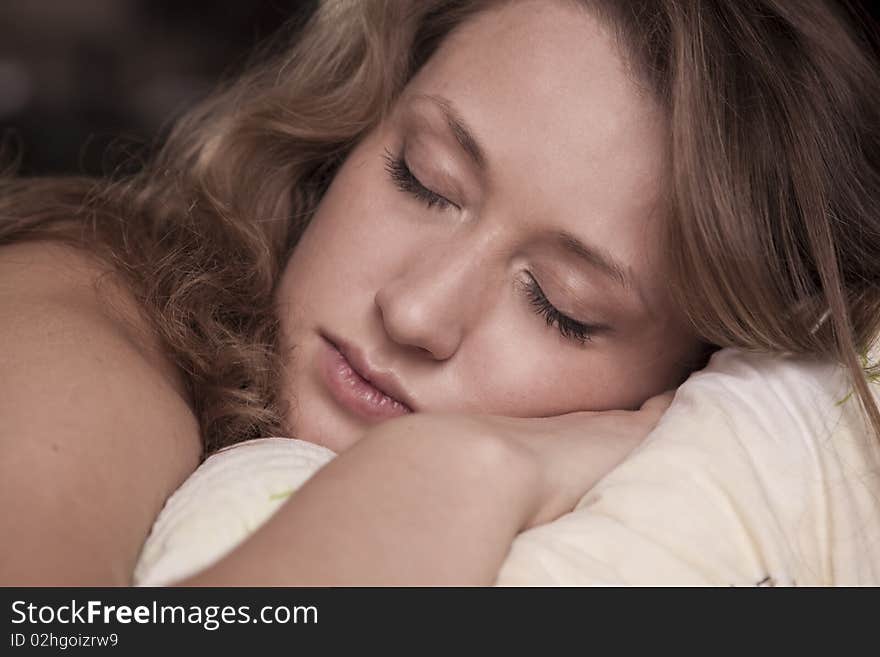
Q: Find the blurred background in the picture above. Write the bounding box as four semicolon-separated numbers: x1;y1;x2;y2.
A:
1;0;877;177
0;0;316;176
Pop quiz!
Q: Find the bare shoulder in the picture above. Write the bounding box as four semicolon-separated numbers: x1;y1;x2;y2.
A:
0;241;201;585
1;242;169;368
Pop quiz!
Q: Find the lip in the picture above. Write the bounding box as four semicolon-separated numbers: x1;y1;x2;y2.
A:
319;333;414;421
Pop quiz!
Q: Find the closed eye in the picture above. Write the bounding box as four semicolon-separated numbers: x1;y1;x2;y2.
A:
383;149;459;211
522;273;607;345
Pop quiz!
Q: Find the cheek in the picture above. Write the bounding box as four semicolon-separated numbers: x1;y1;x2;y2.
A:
296;152;430;284
279;169;397;298
455;320;691;416
449;329;647;416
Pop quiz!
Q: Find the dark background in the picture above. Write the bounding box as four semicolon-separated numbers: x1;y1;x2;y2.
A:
0;0;317;176
1;0;877;177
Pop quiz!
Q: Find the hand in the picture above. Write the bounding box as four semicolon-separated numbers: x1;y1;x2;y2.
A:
475;390;676;529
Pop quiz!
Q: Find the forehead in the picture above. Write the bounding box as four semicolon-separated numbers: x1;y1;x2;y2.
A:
402;0;672;310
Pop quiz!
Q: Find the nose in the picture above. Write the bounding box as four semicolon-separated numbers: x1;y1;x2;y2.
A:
374;241;485;361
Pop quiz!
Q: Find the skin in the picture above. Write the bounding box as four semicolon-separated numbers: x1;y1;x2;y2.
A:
276;0;704;452
0;0;695;585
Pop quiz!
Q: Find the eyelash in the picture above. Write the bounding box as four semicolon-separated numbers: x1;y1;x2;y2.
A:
383;149;458;211
383;149;600;346
523;274;600;345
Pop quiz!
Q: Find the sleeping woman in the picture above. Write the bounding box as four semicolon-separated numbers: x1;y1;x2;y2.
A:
1;0;879;585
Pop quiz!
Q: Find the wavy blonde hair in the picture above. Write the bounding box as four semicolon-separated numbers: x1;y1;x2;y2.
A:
1;0;879;455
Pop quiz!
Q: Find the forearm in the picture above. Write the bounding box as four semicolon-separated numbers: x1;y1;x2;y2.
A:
178;415;538;586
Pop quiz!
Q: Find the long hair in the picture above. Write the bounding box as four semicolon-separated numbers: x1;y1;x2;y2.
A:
1;0;878;455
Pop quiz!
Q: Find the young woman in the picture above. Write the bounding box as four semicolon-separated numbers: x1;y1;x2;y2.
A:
1;0;878;585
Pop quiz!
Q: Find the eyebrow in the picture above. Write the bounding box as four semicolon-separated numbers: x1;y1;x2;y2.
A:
557;231;637;292
416;95;638;296
418;94;487;170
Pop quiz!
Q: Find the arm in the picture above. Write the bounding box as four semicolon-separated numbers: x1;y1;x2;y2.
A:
180;415;540;586
181;405;670;586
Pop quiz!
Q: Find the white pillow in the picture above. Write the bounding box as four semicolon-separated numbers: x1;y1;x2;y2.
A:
134;438;335;586
134;347;880;586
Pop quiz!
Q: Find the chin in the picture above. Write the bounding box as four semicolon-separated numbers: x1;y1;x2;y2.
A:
283;390;365;454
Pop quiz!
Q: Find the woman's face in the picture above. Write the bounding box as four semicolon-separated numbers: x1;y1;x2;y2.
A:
275;0;703;451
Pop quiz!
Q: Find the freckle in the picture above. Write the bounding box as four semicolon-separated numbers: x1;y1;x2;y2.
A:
50;443;60;453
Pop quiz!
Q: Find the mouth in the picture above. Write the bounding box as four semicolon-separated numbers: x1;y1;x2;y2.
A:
319;333;413;422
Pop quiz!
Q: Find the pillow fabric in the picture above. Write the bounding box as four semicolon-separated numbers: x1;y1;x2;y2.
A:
134;347;880;586
133;438;335;586
497;348;880;586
